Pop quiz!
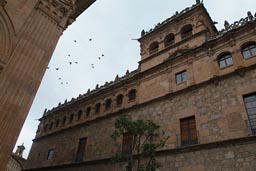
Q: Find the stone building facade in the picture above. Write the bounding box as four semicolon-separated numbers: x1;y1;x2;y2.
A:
7;145;26;171
0;0;95;170
25;2;256;171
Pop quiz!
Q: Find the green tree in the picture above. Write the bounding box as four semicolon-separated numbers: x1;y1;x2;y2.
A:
111;116;169;171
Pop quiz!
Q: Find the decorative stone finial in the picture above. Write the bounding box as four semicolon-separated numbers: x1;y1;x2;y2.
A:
43;108;47;114
247;11;253;21
95;84;99;89
87;89;90;93
15;144;25;157
196;0;200;4
115;75;119;82
224;20;230;30
126;70;130;75
58;102;61;106
64;99;67;103
141;29;145;37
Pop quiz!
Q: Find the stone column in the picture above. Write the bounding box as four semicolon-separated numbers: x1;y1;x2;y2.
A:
0;0;76;170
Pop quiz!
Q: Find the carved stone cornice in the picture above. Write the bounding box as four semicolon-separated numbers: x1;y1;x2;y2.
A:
37;0;76;28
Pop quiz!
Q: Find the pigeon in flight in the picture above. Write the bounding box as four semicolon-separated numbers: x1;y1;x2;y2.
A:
68;54;71;57
74;40;77;43
55;68;59;71
58;78;61;80
89;38;92;41
74;62;78;64
69;62;72;65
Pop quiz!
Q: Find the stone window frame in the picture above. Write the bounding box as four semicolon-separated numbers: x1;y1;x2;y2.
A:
128;89;137;102
62;116;67;126
105;99;112;111
116;94;124;107
95;103;101;114
122;133;133;157
55;119;60;128
77;110;83;120
86;107;91;117
47;149;54;160
180;24;193;40
69;113;74;123
175;70;187;84
148;41;159;54
164;33;175;47
241;42;256;59
217;52;233;69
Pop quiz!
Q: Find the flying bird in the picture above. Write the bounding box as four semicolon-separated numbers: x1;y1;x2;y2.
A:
74;62;78;64
61;82;63;85
68;54;71;57
102;54;104;57
55;68;59;71
89;38;92;41
98;57;101;60
73;40;77;43
69;62;72;65
47;67;50;69
58;78;61;80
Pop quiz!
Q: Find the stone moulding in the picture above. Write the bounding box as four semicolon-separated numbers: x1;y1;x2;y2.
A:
0;6;14;64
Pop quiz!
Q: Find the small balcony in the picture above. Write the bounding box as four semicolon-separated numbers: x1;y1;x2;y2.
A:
176;130;199;147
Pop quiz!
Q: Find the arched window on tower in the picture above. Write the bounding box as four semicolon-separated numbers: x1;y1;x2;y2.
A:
164;33;175;47
86;107;91;117
149;41;159;54
95;103;101;114
116;94;123;107
69;113;74;123
77;110;83;120
62;116;67;126
56;119;60;128
241;42;256;59
105;99;112;111
217;52;233;69
181;24;193;39
128;89;137;102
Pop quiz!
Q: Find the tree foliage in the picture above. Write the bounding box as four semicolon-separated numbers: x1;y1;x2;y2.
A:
111;116;169;171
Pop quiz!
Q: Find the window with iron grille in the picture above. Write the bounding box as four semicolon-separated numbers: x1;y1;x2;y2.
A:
75;137;87;162
122;133;133;157
180;116;198;146
176;70;187;84
243;94;256;135
242;43;256;59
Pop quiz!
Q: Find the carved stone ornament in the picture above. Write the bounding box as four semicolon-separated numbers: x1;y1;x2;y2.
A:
38;0;75;23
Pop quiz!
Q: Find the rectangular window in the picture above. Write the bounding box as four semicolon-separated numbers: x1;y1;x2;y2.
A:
176;70;187;84
75;137;87;162
244;94;256;134
122;133;133;157
180;116;198;146
47;149;54;160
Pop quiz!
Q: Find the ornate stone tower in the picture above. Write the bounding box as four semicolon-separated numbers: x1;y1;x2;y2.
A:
0;0;95;170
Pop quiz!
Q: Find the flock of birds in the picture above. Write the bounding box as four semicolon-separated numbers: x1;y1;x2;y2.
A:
46;38;106;85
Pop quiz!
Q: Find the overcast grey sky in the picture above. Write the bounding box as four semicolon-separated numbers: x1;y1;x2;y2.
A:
15;0;256;158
